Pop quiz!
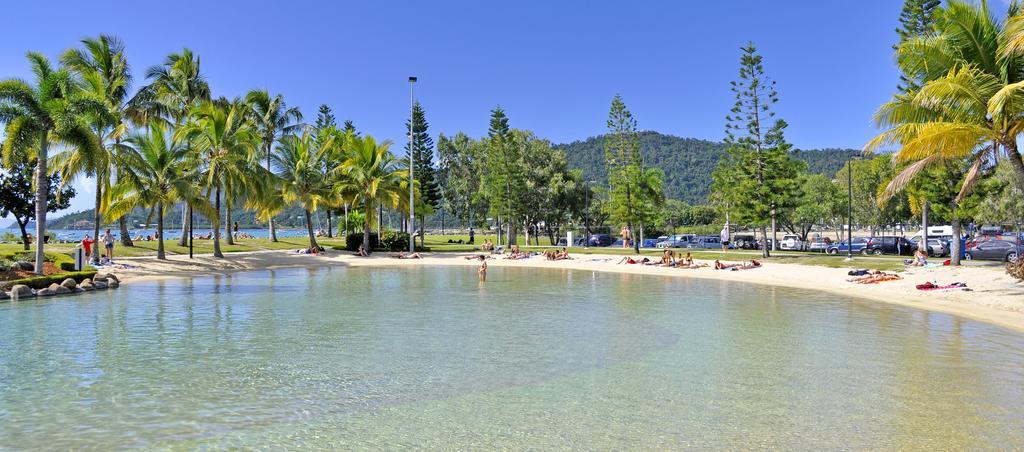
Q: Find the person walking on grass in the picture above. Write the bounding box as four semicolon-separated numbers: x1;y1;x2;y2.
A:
102;229;115;262
720;223;731;251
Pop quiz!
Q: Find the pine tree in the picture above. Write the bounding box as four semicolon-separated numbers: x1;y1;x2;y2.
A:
894;0;940;92
483;106;524;245
716;42;802;258
604;94;643;253
405;101;439;243
343;119;358;136
314;104;336;138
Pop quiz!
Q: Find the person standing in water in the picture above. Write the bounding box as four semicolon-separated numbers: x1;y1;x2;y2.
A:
102;229;115;262
478;255;487;281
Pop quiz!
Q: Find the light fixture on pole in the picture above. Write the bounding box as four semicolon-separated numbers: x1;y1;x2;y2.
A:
408;76;417;253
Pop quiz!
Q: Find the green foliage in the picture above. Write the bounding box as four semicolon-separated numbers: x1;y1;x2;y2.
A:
437;132;488;228
836;156;912;228
379;230;411;251
603;95;664;251
782;174;844;240
344;232;379;251
407;102;440;211
0;158;75;246
963;163;1024;225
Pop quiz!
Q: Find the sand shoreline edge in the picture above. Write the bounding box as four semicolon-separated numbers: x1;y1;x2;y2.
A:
97;250;1024;334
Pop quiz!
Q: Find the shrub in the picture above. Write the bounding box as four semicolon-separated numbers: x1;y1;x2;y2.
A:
379;231;410;252
1;231;19;243
0;270;97;291
59;262;77;272
344;232;379;251
6;251;73;265
1008;259;1024;282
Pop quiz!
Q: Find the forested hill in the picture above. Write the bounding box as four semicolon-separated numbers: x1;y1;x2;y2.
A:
555;131;860;204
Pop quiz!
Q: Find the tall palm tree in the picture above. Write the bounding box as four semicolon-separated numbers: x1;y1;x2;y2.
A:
178;100;261;257
866;0;1024;264
107;122;208;259
0;53;102;274
129;49;211;246
337;135;409;253
272;130;335;250
52;34;133;261
245;89;302;242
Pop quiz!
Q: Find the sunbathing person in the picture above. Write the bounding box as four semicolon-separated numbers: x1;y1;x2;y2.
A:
554;247;570;260
465;254;489;260
660;250;675;267
732;259;762;270
394;251;423;259
847;271;903;284
617;256;651;265
714;260;740;270
355;245;369;257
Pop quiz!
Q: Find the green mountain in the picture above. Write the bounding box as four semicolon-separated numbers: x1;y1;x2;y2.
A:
555;131;859;204
49;204;324;230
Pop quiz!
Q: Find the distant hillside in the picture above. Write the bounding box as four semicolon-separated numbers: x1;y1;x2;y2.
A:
49;204;321;230
555;131;859;204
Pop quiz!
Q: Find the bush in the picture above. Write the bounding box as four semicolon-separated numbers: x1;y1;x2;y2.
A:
1;231;19;243
344;232;379;251
59;261;78;272
5;250;73;265
379;231;410;252
1008;259;1024;282
0;270;97;291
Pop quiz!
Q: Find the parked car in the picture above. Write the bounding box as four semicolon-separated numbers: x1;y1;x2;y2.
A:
807;237;833;252
779;234;805;251
757;239;776;250
731;234;758;250
919;238;950;257
686;236;722;249
640;238;659;248
965;240;1021;262
556;237;587;247
656;234;694;248
826;237;869;255
588;234;613;247
863;236;916;255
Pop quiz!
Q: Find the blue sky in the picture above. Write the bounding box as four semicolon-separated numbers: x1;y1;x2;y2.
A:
3;0;908;218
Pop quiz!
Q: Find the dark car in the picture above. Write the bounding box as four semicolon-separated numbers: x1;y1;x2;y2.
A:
588;234;613;247
556;237;587;247
826;237;869;255
731;234;757;250
965;240;1021;262
863;236;916;255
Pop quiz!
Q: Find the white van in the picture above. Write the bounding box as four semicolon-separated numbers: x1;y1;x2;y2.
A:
909;225;953;244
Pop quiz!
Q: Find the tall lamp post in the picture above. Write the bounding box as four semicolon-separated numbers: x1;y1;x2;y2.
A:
846;155;861;260
584;180;592;247
408;76;417;253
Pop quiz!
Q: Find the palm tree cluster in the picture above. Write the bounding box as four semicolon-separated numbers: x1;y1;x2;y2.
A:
1;35;412;273
868;0;1024;265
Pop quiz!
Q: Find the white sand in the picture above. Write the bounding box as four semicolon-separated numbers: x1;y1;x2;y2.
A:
110;250;1024;333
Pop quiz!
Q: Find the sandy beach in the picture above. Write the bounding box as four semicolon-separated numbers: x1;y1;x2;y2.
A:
101;249;1024;333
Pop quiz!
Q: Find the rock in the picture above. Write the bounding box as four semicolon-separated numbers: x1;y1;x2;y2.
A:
0;291;8;301
93;279;108;290
94;273;108;281
10;285;32;298
15;261;33;271
79;281;95;291
61;278;78;290
36;288;53;296
102;273;120;283
49;283;71;295
107;280;119;289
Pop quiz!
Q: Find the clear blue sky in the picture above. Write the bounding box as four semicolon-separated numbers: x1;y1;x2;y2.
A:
3;0;907;218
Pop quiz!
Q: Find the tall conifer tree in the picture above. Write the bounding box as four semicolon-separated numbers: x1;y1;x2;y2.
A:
405;101;439;243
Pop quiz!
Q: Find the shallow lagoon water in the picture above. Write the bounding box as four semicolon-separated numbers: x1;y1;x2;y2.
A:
1;266;1023;449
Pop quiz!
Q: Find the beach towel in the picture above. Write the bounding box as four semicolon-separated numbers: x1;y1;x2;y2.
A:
915;282;968;291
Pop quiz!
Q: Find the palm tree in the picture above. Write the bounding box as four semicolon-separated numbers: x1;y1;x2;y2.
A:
52;34;133;262
337;135;409;253
272;130;335;250
178;100;262;257
107;122;207;259
129;49;211;246
245;89;302;242
866;0;1024;264
0;53;102;274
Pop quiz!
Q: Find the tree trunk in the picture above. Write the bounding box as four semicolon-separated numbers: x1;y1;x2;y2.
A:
327;210;333;238
225;197;235;246
17;219;29;251
770;209;778;252
1003;140;1024;191
178;203;190;246
761;225;770;258
363;199;372;253
267;144;278;242
33;135;49;275
92;177;102;264
343;203;349;237
213;187;224;258
119;217;134;247
156;201;166;260
305;209;319;250
950;215;962;266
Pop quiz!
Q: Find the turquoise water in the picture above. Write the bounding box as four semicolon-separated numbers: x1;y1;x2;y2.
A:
1;266;1023;449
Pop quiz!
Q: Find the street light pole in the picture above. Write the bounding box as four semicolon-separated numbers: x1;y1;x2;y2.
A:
584;181;591;247
847;155;854;260
408;76;417;253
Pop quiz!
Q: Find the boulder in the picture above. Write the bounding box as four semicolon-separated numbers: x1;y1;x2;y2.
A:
36;288;53;296
79;281;95;291
94;273;108;281
105;273;120;283
15;261;33;271
93;279;108;290
61;278;78;290
10;284;33;298
0;291;8;301
107;280;119;289
49;283;71;295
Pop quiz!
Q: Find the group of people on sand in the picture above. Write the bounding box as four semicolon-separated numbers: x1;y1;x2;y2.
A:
504;245;532;260
846;270;902;284
295;245;326;255
481;239;496;251
616;250;715;269
544;248;571;260
713;259;761;271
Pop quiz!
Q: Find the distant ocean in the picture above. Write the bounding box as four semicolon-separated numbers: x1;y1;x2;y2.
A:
44;228;313;242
